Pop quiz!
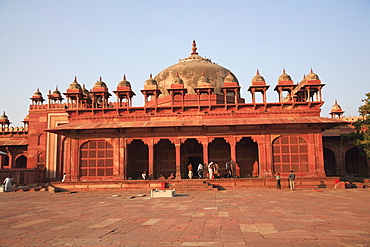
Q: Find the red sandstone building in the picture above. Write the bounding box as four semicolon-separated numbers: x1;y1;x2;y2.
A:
0;41;369;185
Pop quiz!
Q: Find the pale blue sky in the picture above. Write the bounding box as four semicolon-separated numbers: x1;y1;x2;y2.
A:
0;0;369;126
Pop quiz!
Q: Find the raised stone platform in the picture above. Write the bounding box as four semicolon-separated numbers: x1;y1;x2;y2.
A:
49;177;344;192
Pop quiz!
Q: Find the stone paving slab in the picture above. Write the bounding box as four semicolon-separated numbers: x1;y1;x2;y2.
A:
1;189;370;246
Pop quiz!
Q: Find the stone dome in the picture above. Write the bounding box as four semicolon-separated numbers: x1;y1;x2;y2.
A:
154;40;238;97
172;73;184;85
278;69;292;82
252;70;265;83
0;111;8;120
144;74;158;87
331;100;344;113
33;88;42;97
93;77;108;88
224;71;238;83
68;77;82;90
52;86;61;95
306;69;320;81
118;75;132;88
197;72;211;86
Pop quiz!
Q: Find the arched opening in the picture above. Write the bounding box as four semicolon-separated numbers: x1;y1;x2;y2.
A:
345;147;368;175
273;135;309;173
37;152;45;163
236;137;259;177
209;138;230;178
80;140;114;179
2;155;9;167
181;139;203;179
324;147;336;176
15;155;27;168
154;139;175;178
127;140;148;179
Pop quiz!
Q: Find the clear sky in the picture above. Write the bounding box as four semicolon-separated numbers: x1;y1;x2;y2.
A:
0;0;369;126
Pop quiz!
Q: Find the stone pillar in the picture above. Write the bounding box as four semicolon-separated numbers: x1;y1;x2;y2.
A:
147;141;154;179
197;137;210;178
252;134;273;178
225;136;240;177
118;137;125;180
174;140;181;179
313;132;326;177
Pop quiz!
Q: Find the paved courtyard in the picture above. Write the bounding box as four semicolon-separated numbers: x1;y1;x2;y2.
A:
1;188;370;247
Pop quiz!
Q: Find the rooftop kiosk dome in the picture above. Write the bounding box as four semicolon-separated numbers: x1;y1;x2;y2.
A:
154;40;239;97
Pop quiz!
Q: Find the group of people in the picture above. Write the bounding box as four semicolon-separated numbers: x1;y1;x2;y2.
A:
188;160;234;179
275;171;296;191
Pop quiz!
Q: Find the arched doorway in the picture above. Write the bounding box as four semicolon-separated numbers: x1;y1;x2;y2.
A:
345;147;368;175
181;139;203;179
237;137;259;177
127;140;148;179
154;139;175;178
209;138;230;178
15;155;27;168
324;147;336;176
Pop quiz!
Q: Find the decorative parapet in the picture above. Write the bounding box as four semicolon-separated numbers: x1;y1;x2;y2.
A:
339;115;365;122
0;126;28;133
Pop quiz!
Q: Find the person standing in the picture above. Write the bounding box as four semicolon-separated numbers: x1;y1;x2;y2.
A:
213;162;219;178
226;160;233;178
197;163;203;179
187;163;193;179
61;173;67;182
2;175;13;192
208;162;214;179
142;171;147;180
275;173;281;189
288;170;295;191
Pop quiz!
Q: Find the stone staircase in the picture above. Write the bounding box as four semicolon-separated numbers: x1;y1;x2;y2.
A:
167;180;219;191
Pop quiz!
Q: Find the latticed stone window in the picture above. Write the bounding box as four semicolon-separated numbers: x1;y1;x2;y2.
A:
273;135;309;173
80;140;113;177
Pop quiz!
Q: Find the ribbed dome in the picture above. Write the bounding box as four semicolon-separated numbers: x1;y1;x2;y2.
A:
278;69;292;82
118;75;132;88
68;77;82;90
306;69;320;80
172;73;184;85
154;40;237;97
331;100;343;112
93;77;108;88
197;72;211;86
144;74;158;89
224;71;239;83
252;70;265;83
33;88;42;97
0;111;8;120
52;86;61;95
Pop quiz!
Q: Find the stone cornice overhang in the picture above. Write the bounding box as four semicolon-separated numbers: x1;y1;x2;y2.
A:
45;116;347;136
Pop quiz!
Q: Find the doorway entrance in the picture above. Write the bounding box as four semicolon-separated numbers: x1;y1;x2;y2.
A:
181;139;203;179
187;156;202;178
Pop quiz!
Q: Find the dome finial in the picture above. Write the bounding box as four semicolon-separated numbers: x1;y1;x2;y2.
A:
283;68;286;74
74;76;77;82
150;73;153;79
191;40;198;55
123;74;126;80
99;76;102;81
256;69;260;75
